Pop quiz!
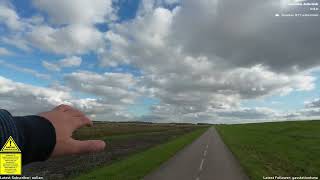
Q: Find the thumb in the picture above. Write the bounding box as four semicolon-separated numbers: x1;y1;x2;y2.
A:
71;139;106;154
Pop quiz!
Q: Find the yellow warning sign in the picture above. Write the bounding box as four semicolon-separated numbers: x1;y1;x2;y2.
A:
0;136;21;152
0;154;21;175
0;136;22;175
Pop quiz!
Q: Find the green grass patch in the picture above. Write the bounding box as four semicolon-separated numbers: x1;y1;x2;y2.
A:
73;127;208;180
216;121;320;180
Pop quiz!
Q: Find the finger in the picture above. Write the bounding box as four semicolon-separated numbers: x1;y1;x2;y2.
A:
54;104;72;112
71;116;93;129
86;117;94;127
59;106;92;128
71;140;106;155
79;116;93;127
62;106;89;119
69;108;86;117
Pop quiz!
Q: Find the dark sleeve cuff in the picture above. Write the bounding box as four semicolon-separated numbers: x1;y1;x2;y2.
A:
14;115;56;165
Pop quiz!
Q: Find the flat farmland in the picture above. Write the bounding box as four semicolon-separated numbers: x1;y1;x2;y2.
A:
23;122;207;180
216;121;320;180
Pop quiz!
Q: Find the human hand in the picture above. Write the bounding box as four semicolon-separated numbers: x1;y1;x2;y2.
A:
39;104;106;157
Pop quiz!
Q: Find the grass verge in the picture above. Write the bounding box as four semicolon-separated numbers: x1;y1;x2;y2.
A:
73;127;208;180
216;121;320;180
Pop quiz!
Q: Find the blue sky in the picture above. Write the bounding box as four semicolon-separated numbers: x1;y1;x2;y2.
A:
0;0;320;123
244;71;320;111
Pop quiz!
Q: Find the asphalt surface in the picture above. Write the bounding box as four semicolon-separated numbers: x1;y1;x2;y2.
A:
144;127;249;180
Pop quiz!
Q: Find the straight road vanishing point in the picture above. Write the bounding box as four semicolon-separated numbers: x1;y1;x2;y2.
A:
144;127;249;180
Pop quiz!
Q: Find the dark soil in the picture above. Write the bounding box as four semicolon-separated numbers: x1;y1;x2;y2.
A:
23;126;196;180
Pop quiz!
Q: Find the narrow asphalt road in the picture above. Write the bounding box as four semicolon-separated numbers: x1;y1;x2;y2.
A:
144;127;249;180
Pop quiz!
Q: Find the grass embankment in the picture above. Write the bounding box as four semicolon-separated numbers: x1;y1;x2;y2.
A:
73;127;208;180
216;121;320;180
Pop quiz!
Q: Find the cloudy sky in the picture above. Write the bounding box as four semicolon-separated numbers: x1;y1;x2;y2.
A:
0;0;320;123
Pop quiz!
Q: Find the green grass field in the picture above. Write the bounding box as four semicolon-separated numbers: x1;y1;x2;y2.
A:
73;127;208;180
216;120;320;180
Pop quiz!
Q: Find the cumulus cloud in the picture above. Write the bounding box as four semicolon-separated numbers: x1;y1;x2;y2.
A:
141;106;281;124
1;36;31;52
59;56;82;67
1;0;320;122
0;76;69;114
305;98;320;108
1;0;115;55
26;24;104;55
0;47;14;56
64;71;142;105
100;6;175;66
282;107;320;120
171;0;320;72
1;15;104;55
0;60;50;80
214;107;279;120
0;75;136;121
42;56;82;72
42;61;60;72
100;1;317;121
32;0;116;25
0;3;24;30
300;108;320;117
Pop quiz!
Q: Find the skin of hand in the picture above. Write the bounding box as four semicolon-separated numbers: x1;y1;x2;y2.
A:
39;104;106;157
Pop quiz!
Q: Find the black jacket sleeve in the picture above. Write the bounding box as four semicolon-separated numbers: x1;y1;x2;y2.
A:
0;109;56;165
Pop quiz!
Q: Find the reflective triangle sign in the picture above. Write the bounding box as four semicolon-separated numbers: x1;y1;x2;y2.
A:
0;136;21;152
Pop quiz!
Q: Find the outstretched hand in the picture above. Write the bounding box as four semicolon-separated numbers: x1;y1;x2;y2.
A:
39;104;106;157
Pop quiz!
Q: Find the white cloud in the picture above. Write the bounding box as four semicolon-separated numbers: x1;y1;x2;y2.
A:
0;47;14;56
32;0;116;25
100;7;175;67
27;24;104;55
1;36;31;52
96;0;320;122
0;60;50;80
100;4;316;121
42;61;61;72
42;56;82;72
138;0;180;15
0;3;24;30
1;1;110;55
214;107;279;120
141;106;282;124
1;0;320;123
3;24;103;55
0;76;69;114
171;0;320;72
300;108;320;118
305;98;320;108
59;56;82;67
0;76;135;121
64;71;142;105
